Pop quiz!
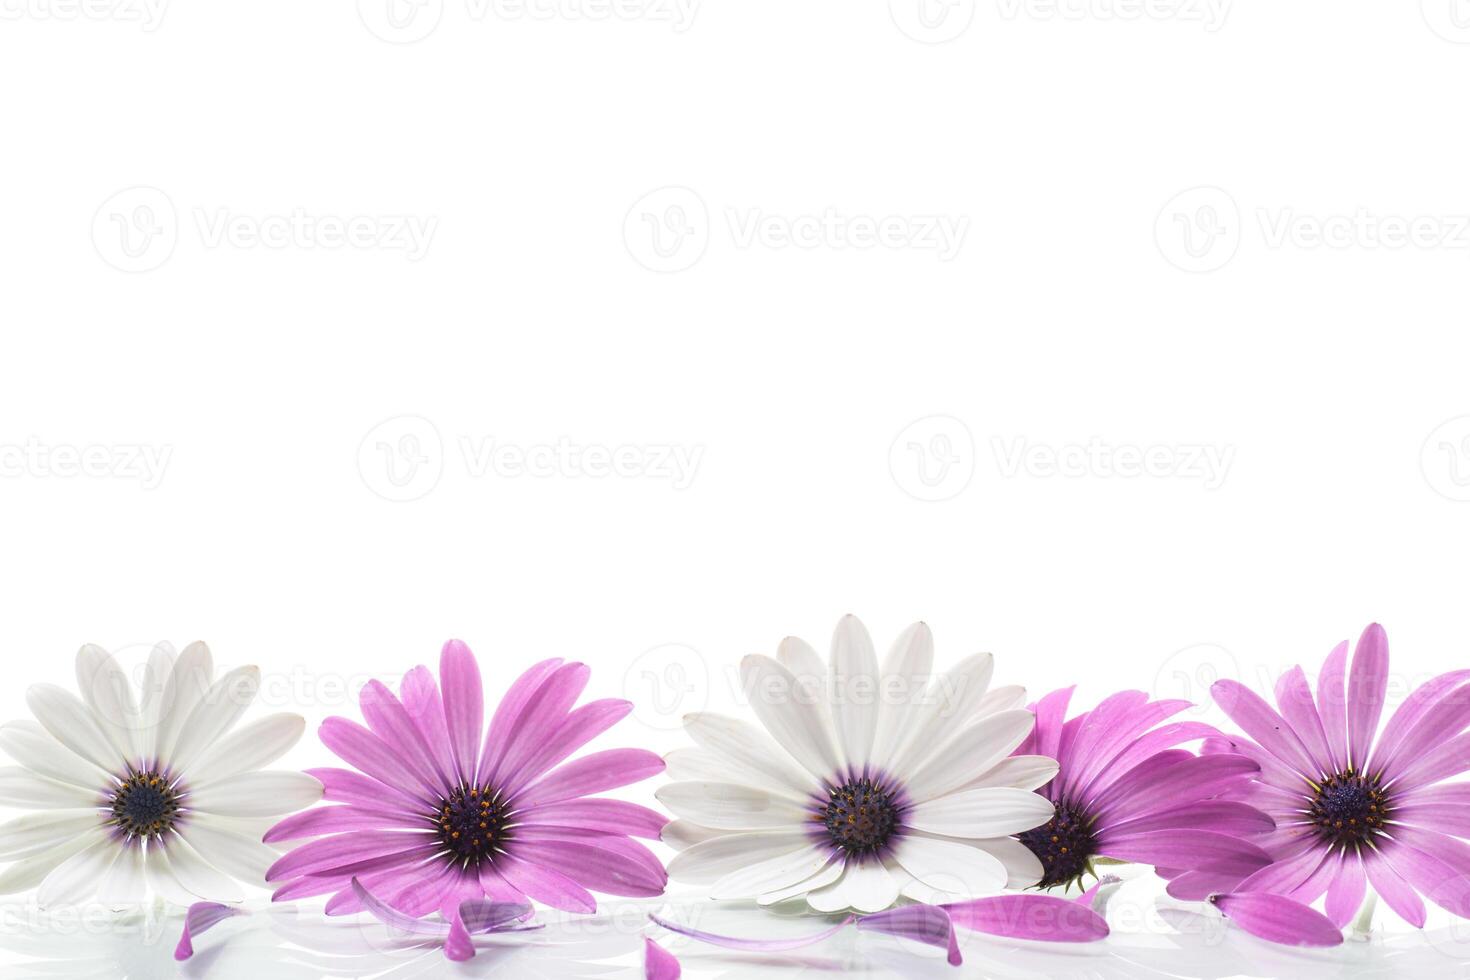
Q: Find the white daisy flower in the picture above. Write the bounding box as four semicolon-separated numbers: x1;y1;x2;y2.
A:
0;642;323;908
659;616;1057;914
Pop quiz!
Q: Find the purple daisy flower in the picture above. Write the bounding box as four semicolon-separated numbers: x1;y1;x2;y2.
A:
1013;687;1275;890
1201;623;1470;930
263;640;669;922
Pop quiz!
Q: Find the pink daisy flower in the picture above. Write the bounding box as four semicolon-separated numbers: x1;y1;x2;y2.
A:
1201;623;1470;930
263;640;669;923
1014;687;1274;890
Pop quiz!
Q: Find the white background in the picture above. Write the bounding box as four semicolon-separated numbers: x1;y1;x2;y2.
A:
4;1;1470;975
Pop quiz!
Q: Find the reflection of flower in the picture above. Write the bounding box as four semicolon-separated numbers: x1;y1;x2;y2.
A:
1014;687;1274;891
0;642;317;906
661;616;1056;913
1200;624;1470;934
265;641;668;928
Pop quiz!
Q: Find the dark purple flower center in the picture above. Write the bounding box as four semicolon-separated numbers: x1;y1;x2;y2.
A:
110;771;181;839
1017;800;1097;888
822;778;899;856
1309;772;1389;848
435;784;511;865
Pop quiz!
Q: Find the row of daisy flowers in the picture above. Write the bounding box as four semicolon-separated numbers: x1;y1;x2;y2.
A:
2;618;1468;970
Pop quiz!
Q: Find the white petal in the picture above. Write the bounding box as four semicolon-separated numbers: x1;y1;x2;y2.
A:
0;811;103;860
138;642;177;767
710;843;836;900
776;636;827;704
889;652;995;774
25;684;126;775
976;685;1027;717
661;820;724;852
153;641;214;767
37;835;119;907
0;720;109;789
976;835;1045;888
663;748;734;783
0;830;102;895
161;833;244;902
187;771;323;818
656;781;810;830
906;786;1055;838
904;709;1035;802
179;816;279;886
871;622;934;773
75;644;142;769
892;836;1007;900
739;656;842;783
168;666;260;774
191;714;306;786
827;615;880;774
961;755;1060;793
97;841;147;907
666;831;813;885
146;842;206;906
808;858;898;913
683;713;820;798
759;855;844;905
0;766;102;808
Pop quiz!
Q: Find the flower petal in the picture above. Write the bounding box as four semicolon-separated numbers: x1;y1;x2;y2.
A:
476;658;563;787
809;858;898;913
492;851;595;913
655;781;808;830
870;622;934;772
190;714;306;787
0;831;102;895
828;615;880;775
666;832;813;885
37;835;118;907
75;644;142;769
906;786;1054;838
891;836;1008;898
740;655;842;783
1324;850;1366;928
25;684;125;776
515;799;667;839
188;771;323;818
0;766;101;809
0;720;108;789
904;710;1035;803
168;666;260;775
1210;680;1318;778
0;811;103;861
164;833;245;903
512;749;664;807
680;713;818;798
179;816;282;885
439;639;484;787
1273;667;1334;776
943;894;1109;942
708;843;835;900
1346;623;1389;773
174;902;245;961
1368;844;1427;928
1370;668;1470;778
1211;892;1343;947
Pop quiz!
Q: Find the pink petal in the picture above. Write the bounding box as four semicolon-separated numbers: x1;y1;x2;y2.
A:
1053;691;1148;799
1273;667;1334;775
515;799;669;839
476;658;565;786
487;662;591;791
360;679;453;793
1029;686;1075;774
303;766;421;813
858;904;962;965
1096;754;1260;824
1387;730;1470;793
1211;679;1319;778
500;697;631;797
400;665;457;774
318;718;438;805
1369;669;1470;777
1323;850;1366;928
1371;683;1470;783
644;937;682;979
1346;623;1390;772
1315;641;1350;774
264;804;411;843
1089;721;1220;794
943;894;1109;943
1100;830;1272;878
512;749;665;808
173;902;244;961
493;851;597;913
1235;845;1331;896
1210;892;1343;947
1366;846;1427;928
511;838;668;897
439;639;484;786
445;911;475;962
1104;800;1275;838
265;830;437;882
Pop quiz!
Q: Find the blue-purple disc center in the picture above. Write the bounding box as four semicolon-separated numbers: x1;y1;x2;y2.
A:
435;784;510;865
1017;799;1097;888
1310;772;1389;847
822;778;898;856
111;771;181;839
